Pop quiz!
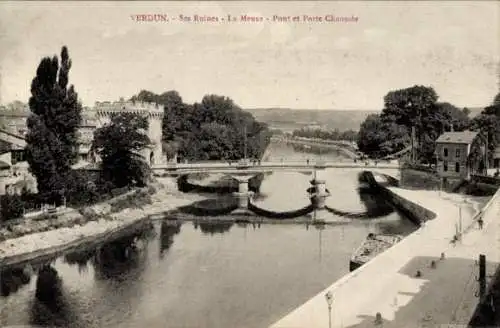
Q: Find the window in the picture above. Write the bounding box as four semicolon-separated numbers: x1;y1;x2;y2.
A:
456;148;460;158
455;162;460;173
443;148;448;157
443;161;448;172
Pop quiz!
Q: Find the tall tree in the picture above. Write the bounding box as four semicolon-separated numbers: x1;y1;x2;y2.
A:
493;92;500;106
357;114;387;157
25;46;82;202
357;85;470;163
92;113;151;188
470;99;500;163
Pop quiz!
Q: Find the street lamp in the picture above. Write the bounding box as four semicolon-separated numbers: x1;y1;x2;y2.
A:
454;196;465;240
325;290;333;328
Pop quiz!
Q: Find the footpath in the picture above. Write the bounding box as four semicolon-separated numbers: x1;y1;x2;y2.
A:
271;188;500;328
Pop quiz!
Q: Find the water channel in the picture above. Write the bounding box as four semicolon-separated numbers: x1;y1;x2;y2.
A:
1;142;419;328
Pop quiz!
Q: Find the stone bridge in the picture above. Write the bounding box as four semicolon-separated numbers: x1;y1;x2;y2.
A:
153;160;400;219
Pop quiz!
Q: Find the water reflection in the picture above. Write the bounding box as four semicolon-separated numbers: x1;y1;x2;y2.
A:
357;188;395;218
1;267;32;297
178;197;238;216
160;220;182;258
194;221;234;235
61;223;156;281
30;265;78;327
64;249;95;273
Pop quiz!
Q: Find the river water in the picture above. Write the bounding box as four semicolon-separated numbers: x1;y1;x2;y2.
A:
0;142;418;328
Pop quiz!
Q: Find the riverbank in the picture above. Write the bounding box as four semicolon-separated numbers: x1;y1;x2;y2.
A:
271;186;498;328
0;178;207;268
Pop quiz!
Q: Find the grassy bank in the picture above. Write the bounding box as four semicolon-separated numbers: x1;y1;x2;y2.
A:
0;180;207;266
0;188;155;243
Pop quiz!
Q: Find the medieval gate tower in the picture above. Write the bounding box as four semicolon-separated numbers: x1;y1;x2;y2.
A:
93;100;165;166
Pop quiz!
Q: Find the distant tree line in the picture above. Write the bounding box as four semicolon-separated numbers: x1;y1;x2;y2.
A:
131;90;272;161
292;128;358;142
355;85;493;163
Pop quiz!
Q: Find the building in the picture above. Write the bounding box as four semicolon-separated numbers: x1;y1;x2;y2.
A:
0;100;168;167
0;129;37;195
435;130;487;181
493;146;500;169
77;109;99;162
92;100;166;165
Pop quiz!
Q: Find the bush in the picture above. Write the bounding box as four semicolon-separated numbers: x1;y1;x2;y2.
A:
1;195;25;221
109;191;152;213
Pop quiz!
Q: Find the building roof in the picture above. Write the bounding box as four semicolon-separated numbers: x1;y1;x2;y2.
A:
0;128;26;148
435;131;479;145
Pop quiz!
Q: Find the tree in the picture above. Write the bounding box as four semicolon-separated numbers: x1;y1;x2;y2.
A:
436;102;470;132
25;46;82;203
1;195;24;221
92;113;151;188
357;114;387;157
470;106;500;164
381;85;438;129
493;92;500;106
357;85;470;162
131;90;271;162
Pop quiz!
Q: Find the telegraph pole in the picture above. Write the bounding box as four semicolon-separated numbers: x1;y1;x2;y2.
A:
244;125;248;161
485;132;489;173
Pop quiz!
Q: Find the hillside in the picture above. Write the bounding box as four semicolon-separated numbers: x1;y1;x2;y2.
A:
245;108;379;132
246;107;484;132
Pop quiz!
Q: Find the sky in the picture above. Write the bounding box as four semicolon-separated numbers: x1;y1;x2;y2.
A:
0;1;499;110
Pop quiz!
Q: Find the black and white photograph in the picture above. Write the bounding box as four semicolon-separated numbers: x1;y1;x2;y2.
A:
0;1;499;327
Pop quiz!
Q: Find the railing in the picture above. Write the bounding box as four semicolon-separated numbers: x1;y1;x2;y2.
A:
151;161;401;174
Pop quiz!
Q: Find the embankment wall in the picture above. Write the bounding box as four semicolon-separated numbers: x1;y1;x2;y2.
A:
362;171;436;226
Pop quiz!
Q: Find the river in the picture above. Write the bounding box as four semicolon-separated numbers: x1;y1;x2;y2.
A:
0;142;418;328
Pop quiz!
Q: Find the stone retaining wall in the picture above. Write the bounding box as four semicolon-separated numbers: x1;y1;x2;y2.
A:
368;171;436;226
379;187;436;226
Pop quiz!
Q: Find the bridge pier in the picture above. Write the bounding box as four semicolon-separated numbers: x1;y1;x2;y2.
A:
231;176;254;214
309;172;331;222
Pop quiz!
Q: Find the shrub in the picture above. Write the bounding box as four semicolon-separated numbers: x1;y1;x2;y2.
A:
0;195;25;222
109;191;152;213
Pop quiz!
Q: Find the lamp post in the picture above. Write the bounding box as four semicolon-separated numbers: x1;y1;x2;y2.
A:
325;291;333;328
455;196;465;240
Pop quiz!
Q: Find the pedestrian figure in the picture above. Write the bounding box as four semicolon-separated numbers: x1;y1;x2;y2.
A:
478;217;484;230
307;159;310;165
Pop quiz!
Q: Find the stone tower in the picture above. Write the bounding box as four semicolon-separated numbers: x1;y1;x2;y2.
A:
93;100;165;165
